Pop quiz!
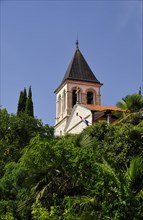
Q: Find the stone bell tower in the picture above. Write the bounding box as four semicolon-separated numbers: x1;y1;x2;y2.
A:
54;41;102;135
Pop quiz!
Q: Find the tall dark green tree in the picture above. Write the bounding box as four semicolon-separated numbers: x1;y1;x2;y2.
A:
25;86;34;117
17;88;27;116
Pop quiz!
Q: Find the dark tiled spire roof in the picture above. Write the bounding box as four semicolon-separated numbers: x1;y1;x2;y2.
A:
62;46;101;84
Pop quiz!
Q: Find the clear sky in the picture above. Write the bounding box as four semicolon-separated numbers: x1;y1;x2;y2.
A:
1;0;142;126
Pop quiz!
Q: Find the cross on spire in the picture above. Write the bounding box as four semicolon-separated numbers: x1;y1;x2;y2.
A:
76;39;79;48
76;33;79;48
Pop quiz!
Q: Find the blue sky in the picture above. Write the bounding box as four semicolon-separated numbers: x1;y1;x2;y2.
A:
1;0;142;126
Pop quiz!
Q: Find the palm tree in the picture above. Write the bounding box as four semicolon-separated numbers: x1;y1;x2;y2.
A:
116;93;143;112
63;157;143;219
116;93;143;124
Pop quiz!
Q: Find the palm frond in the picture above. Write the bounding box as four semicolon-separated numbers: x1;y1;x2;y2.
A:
125;157;143;183
95;159;123;194
114;111;142;125
79;133;95;148
136;189;143;200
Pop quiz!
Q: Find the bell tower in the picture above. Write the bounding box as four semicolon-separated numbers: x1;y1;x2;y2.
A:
54;42;102;135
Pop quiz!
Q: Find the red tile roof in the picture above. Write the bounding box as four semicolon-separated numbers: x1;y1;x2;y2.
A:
81;104;126;112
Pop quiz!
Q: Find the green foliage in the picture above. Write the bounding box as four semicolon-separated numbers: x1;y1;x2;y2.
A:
116;93;143;112
1;94;143;219
116;93;143;125
31;202;62;220
62;156;143;220
31;202;49;220
0;108;54;177
82;122;143;168
0;212;14;220
0;200;15;220
1;121;141;219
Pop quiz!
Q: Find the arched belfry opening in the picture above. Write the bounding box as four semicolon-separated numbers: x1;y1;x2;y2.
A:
87;91;94;104
62;90;66;112
72;87;81;107
72;90;77;107
58;94;61;117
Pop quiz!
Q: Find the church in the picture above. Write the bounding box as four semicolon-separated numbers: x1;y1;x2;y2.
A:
54;41;122;135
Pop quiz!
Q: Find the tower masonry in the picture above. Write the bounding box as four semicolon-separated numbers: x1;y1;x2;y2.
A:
54;43;102;135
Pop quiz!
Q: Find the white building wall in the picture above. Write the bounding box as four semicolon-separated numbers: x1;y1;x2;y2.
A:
65;105;92;134
55;80;101;136
54;117;67;136
55;84;68;124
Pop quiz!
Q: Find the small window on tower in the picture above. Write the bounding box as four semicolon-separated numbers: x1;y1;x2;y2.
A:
58;95;62;115
63;90;66;112
72;90;77;107
87;91;94;104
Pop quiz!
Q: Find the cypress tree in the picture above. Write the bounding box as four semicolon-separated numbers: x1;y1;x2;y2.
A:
23;87;27;110
17;88;27;116
25;86;34;117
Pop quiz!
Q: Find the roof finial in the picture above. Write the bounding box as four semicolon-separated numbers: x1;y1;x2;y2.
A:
76;33;79;48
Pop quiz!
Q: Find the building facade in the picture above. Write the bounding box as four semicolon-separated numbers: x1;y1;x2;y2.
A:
54;43;102;135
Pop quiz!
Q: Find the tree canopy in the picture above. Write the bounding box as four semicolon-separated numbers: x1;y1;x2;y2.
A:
0;92;143;219
116;93;143;125
116;93;143;112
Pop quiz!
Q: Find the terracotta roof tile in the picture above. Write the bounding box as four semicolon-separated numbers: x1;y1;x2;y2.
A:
81;104;126;112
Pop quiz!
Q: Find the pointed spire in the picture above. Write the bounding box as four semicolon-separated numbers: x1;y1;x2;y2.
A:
61;46;101;84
